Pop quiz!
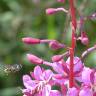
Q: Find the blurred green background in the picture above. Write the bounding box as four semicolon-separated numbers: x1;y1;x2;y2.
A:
0;0;96;96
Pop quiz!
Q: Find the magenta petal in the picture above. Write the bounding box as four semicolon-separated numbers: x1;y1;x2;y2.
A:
34;66;43;80
93;92;96;96
94;72;96;84
61;84;67;95
41;70;53;80
50;90;61;96
75;75;82;82
30;71;34;78
79;87;93;96
22;89;32;96
23;75;32;82
53;77;68;85
90;70;95;84
42;85;51;96
23;75;37;90
82;67;92;84
34;92;42;96
66;57;83;73
51;62;64;74
67;87;79;96
25;80;37;89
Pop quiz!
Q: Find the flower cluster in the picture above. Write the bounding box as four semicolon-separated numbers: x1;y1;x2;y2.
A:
22;1;96;96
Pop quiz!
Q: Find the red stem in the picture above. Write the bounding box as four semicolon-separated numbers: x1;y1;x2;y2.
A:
69;0;77;88
69;48;74;88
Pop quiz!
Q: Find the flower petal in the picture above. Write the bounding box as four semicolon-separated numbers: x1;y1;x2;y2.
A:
67;87;79;96
41;70;53;80
50;90;61;96
34;66;43;80
82;67;92;84
23;75;37;90
23;75;32;82
66;57;84;73
22;89;32;96
79;86;93;96
42;85;51;96
51;62;64;74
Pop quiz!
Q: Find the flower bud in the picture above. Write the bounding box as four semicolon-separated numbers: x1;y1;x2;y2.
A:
89;12;96;20
49;40;65;50
46;8;68;15
81;32;89;46
77;32;89;46
52;55;63;62
27;54;43;64
46;8;57;15
22;37;40;44
57;0;65;2
81;37;89;46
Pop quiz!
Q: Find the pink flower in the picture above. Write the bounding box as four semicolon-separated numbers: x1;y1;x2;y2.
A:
79;86;93;96
67;87;79;96
81;67;96;94
66;56;84;73
81;67;93;85
49;57;83;84
48;90;61;96
22;66;61;96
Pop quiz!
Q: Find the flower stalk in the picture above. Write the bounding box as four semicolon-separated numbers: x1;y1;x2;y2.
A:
69;0;77;88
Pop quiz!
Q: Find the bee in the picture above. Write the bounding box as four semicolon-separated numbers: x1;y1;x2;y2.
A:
4;64;22;74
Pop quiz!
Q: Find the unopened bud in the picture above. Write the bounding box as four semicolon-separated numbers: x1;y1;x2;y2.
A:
52;55;63;62
49;40;65;50
77;32;89;46
46;8;57;15
27;54;43;64
81;32;89;46
22;37;40;44
89;12;96;20
57;0;65;2
46;8;68;15
81;37;89;46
